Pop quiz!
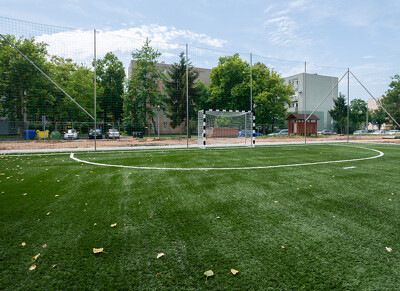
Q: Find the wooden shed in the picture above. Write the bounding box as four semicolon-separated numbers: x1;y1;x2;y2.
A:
286;113;320;135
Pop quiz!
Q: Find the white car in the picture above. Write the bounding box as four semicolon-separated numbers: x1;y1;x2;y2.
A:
371;130;386;135
387;130;400;135
353;130;368;135
64;129;79;140
268;129;288;136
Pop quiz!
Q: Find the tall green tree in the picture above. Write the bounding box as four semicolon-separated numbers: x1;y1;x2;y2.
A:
123;39;164;132
370;107;387;129
329;93;348;134
382;74;400;128
252;63;293;133
0;35;52;134
207;54;250;110
349;98;367;132
164;52;205;136
95;52;125;124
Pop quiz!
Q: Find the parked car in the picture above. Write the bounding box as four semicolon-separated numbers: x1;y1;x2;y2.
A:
353;130;368;135
317;129;335;135
371;129;386;135
88;129;102;139
387;130;400;135
63;129;79;140
238;129;263;137
268;129;288;136
105;128;120;139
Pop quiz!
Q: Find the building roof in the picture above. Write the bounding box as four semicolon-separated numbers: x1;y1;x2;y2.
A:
286;113;320;120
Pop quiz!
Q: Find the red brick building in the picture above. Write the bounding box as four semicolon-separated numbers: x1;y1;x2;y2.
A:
286;113;320;135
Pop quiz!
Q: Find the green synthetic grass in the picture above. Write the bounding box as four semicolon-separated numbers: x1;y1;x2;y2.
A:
1;143;399;290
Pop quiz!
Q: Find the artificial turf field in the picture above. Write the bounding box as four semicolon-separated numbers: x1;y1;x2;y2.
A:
0;143;399;290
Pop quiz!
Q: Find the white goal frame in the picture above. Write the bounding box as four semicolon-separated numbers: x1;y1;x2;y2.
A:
198;109;255;148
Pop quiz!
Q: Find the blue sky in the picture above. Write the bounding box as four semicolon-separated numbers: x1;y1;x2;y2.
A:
1;0;400;99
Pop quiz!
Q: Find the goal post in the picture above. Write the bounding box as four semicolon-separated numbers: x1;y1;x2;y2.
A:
198;109;255;148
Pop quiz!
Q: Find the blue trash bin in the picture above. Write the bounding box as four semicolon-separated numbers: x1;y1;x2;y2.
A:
23;130;36;140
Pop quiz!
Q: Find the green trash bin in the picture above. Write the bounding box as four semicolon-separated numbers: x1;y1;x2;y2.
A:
50;131;62;140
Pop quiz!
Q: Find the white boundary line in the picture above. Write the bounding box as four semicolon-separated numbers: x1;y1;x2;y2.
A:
69;145;384;171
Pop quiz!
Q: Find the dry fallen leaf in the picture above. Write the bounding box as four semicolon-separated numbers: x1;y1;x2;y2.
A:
281;245;285;249
46;212;50;216
110;223;117;228
22;193;27;196
94;223;97;226
29;264;36;271
386;247;392;252
42;244;47;248
156;272;161;276
274;201;278;204
157;253;165;259
21;242;26;246
32;253;40;262
93;248;104;254
231;269;239;275
54;195;59;197
52;264;57;268
204;270;214;277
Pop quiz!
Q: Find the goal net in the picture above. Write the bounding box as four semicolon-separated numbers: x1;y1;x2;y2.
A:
198;109;255;148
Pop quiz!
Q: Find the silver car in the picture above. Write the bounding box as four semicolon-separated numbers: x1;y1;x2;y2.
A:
64;129;78;140
105;129;120;139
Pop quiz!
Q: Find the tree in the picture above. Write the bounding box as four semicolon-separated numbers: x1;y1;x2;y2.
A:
252;63;293;133
329;93;348;134
382;74;400;128
349;98;367;132
95;52;125;124
164;52;205;136
370;107;387;129
123;39;164;133
0;35;52;135
207;54;250;110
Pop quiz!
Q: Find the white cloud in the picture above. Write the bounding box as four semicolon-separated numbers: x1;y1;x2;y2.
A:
263;17;299;47
36;25;226;66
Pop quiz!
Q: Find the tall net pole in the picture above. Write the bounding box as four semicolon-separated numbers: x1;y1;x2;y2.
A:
250;53;253;112
347;68;350;143
304;61;307;144
186;44;189;148
94;29;97;151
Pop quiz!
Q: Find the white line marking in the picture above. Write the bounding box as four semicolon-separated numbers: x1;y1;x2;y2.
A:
69;145;384;171
343;166;356;169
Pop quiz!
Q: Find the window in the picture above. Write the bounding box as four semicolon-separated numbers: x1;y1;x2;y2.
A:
163;122;167;131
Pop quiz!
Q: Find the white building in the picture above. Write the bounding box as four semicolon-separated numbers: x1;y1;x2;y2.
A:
285;73;338;131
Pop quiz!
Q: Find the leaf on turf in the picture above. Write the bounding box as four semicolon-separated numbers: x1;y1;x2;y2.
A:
274;201;278;204
231;269;239;275
54;195;59;197
52;264;57;268
386;247;392;252
93;248;104;254
281;245;285;249
204;270;214;277
21;242;26;246
156;272;161;276
29;264;36;271
157;253;165;259
22;193;27;196
42;244;47;248
110;223;117;228
32;253;40;262
47;212;50;216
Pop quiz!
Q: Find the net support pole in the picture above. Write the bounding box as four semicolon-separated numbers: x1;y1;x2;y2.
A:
350;70;400;129
304;62;307;144
250;53;253;112
347;68;350;143
94;29;97;151
186;44;189;148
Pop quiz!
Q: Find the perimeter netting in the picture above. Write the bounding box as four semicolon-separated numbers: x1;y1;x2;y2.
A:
198;109;255;147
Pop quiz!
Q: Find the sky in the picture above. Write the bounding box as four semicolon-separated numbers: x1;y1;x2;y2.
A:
1;0;400;100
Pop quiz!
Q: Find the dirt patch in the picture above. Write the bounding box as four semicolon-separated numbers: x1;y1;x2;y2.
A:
0;135;399;152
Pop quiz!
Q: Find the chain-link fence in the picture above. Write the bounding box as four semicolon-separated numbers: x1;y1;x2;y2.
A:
1;16;399;151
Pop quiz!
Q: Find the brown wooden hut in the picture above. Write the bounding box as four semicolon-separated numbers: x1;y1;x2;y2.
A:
286;113;320;135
